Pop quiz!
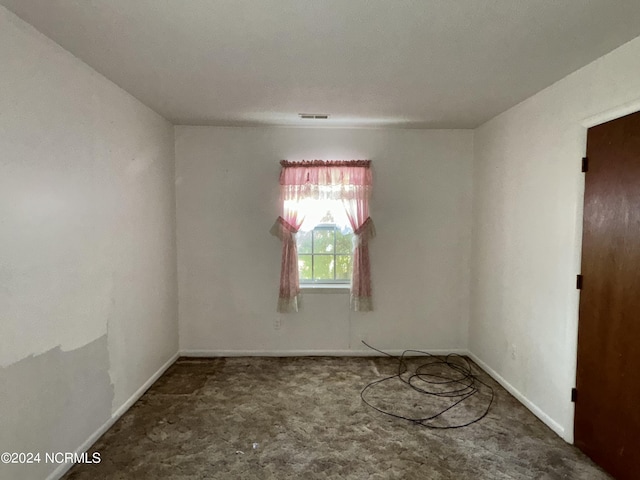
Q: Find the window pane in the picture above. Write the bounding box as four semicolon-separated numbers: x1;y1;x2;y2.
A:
297;231;312;254
335;255;353;280
313;255;334;280
335;229;353;254
313;229;334;253
298;255;312;281
297;198;352;232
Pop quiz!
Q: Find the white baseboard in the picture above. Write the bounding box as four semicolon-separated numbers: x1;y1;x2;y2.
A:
179;348;470;357
47;352;179;480
466;351;566;440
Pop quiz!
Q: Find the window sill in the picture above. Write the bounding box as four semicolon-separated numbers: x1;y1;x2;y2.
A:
300;284;350;294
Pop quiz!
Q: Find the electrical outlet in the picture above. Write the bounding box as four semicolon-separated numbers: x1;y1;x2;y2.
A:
274;317;281;330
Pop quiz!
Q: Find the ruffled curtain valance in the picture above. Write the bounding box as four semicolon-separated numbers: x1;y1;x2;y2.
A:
271;160;375;313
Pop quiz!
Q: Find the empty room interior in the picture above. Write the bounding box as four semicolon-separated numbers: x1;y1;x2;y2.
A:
2;1;640;479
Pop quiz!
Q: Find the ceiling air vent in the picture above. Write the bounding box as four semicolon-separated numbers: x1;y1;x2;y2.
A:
299;113;330;119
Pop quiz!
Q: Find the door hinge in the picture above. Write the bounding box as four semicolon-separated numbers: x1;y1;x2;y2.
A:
576;274;583;289
571;388;577;402
581;157;589;173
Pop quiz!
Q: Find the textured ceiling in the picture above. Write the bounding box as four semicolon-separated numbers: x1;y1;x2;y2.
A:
3;0;640;128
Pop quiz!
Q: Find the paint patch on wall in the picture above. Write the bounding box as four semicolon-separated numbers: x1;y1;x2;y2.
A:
0;335;113;480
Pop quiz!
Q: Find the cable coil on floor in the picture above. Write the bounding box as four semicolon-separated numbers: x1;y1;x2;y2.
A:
360;341;494;429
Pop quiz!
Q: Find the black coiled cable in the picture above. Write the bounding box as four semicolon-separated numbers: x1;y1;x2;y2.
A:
360;341;494;429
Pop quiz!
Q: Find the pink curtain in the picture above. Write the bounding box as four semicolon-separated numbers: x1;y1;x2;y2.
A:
269;190;305;313
271;160;374;312
342;197;375;312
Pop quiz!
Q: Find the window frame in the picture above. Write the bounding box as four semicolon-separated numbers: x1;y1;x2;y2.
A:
298;223;353;285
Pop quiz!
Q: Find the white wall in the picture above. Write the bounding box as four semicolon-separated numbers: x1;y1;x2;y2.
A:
0;6;178;480
176;127;474;355
470;35;640;442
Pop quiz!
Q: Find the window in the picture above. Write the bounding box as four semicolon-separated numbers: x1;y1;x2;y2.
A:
271;159;374;312
293;200;353;284
297;222;354;284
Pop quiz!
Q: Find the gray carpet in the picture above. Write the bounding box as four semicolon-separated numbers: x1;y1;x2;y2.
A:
63;357;611;479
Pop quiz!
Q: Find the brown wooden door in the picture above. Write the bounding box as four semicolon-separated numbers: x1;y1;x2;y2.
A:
575;110;640;479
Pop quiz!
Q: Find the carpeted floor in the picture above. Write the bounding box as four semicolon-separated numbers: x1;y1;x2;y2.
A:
63;357;611;479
